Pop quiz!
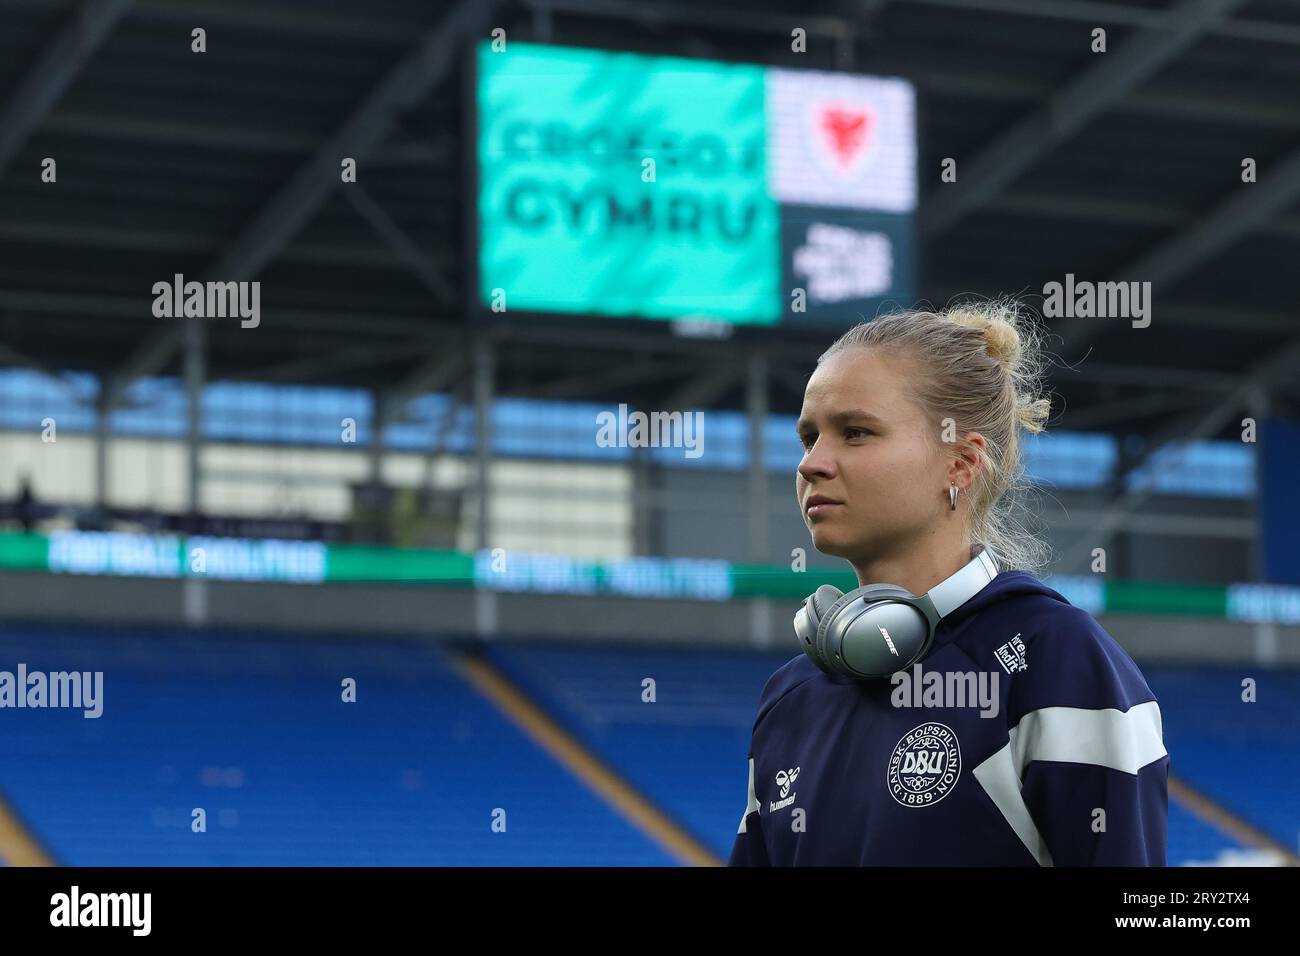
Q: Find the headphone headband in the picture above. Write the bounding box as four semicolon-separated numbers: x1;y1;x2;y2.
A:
926;545;999;618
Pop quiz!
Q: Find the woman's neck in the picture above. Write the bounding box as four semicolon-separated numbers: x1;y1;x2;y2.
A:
850;538;976;596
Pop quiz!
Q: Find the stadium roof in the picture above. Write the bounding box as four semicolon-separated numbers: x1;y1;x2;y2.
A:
1;0;1298;440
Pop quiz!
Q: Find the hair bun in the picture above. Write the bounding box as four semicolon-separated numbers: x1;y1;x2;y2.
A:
947;301;1052;431
980;320;1021;369
949;306;1021;370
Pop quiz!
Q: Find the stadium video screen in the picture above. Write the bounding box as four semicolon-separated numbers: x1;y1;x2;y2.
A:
475;42;916;328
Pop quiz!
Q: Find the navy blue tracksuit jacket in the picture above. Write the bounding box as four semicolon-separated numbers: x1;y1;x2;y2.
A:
730;571;1169;866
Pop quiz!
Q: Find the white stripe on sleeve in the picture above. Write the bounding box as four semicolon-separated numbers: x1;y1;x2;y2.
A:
1009;700;1167;777
737;756;761;834
972;700;1167;866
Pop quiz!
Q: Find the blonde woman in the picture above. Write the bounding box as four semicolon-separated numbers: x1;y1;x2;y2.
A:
730;302;1168;866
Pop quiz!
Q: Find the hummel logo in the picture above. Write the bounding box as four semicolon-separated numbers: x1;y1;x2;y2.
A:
770;766;801;813
775;767;800;798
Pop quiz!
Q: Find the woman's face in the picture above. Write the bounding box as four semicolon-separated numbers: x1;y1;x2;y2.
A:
795;346;947;561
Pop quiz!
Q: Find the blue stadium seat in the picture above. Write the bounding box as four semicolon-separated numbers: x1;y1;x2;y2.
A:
2;624;1287;867
0;623;672;865
487;641;793;860
1146;666;1300;858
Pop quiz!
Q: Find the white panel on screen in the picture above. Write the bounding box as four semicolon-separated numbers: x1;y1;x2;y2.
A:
767;69;917;212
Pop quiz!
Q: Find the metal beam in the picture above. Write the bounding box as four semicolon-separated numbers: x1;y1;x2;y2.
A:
918;0;1249;239
1057;332;1300;573
904;0;1300;49
495;322;769;360
369;138;454;167
0;0;132;176
528;357;696;403
1056;361;1240;393
1118;305;1300;336
528;0;848;36
207;0;492;284
103;328;182;408
535;0;1300;49
991;193;1300;241
10;0;412;41
342;184;458;306
1056;391;1209;430
43;111;315;153
0;219;457;271
472;331;494;557
771;364;812;403
914;68;1300;130
104;0;495;400
229;342;422;385
925;290;1300;336
747;351;770;563
0;288;446;328
1057;143;1300;358
378;347;468;426
94;393;109;506
183;312;205;512
660;360;746;412
1117;152;1300;288
133;0;412;43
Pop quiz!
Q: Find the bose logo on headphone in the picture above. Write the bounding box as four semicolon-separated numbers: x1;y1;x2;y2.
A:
878;626;899;657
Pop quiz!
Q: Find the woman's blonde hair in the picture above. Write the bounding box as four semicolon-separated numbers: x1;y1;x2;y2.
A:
817;298;1054;575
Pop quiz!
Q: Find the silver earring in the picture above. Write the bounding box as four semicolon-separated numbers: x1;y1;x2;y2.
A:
949;483;959;511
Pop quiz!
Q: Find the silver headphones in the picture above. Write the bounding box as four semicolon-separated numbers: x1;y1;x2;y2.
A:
793;545;999;680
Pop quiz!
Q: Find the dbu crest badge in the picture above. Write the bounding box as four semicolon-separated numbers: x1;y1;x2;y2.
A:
887;722;961;808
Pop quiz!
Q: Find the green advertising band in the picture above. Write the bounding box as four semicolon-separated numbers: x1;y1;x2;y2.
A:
1;530;1297;623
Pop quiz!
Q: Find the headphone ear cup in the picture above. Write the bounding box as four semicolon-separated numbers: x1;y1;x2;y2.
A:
816;585;917;678
815;585;868;676
809;584;845;622
794;585;843;672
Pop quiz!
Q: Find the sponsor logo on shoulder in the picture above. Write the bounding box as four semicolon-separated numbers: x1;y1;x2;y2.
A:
994;633;1028;674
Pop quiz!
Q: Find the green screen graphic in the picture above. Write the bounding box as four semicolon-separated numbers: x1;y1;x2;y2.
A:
477;43;781;324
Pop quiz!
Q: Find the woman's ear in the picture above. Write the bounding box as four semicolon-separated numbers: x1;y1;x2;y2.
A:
948;431;987;491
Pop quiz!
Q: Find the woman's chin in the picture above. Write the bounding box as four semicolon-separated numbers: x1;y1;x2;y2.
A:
809;528;852;557
811;521;886;560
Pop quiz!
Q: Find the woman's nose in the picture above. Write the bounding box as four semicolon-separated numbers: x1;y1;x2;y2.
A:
798;444;835;481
